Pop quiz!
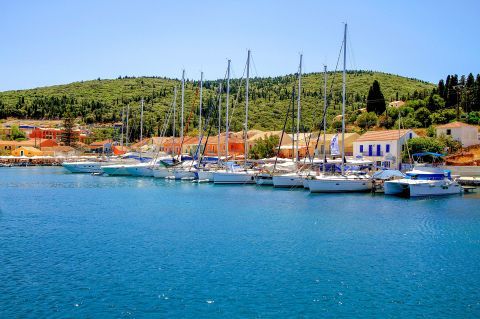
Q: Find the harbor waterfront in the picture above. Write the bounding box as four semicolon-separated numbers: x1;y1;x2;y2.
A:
1;167;480;317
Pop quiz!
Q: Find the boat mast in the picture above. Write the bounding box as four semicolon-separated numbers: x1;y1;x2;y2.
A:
121;104;125;147
140;97;144;143
218;82;222;160
322;65;327;173
126;104;130;147
225;59;231;160
296;54;302;162
198;72;203;152
173;86;177;155
244;50;250;166
180;70;185;154
341;23;347;175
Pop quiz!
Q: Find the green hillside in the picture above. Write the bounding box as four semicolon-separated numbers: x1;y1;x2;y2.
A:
0;71;434;138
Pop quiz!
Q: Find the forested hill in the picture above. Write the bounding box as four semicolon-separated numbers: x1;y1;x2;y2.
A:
0;71;434;136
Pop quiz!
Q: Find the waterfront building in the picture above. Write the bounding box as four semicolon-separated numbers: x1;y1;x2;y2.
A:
436;121;479;147
353;129;417;169
11;146;43;157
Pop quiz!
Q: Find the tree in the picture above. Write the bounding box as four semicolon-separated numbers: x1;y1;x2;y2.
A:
366;80;386;115
61;113;77;146
414;107;431;127
249;135;279;159
438;79;445;98
356;112;378;129
10;124;26;141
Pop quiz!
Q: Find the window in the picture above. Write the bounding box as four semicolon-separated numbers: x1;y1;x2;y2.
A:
446;129;451;136
409;133;413;139
360;145;363;153
386;144;390;153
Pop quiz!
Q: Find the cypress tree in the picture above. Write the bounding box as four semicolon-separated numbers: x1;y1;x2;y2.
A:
438;79;445;98
366;80;386;115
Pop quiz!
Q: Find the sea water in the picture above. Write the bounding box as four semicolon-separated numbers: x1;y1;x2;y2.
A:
1;167;479;318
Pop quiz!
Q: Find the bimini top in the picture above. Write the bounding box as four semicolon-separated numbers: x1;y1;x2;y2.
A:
412;152;445;158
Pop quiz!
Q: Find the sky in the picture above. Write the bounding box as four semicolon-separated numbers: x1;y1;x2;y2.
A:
1;0;479;91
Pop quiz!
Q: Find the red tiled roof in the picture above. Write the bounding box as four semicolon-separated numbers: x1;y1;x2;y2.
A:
356;129;412;142
436;121;477;129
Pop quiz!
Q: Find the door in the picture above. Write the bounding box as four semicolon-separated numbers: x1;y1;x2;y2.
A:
376;145;381;156
368;145;372;156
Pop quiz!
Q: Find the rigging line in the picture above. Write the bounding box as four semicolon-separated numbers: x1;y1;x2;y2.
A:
309;39;345;168
273;86;294;173
228;58;247;129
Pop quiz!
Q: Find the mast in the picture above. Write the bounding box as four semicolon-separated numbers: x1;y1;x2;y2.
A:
322;65;327;173
341;23;347;175
296;54;302;162
126;104;130;147
198;71;203;151
225;59;231;159
218;82;222;160
173;86;177;155
181;69;185;147
244;50;250;166
292;86;295;162
120;104;125;147
140;97;144;143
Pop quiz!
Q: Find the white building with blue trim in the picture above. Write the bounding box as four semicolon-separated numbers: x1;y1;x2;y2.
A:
353;129;417;169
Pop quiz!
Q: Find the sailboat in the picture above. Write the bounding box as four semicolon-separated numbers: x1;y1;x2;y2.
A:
101;96;148;176
306;23;373;193
272;54;305;188
214;50;256;184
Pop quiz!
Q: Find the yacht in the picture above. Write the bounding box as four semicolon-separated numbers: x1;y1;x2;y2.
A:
384;166;462;197
62;161;105;173
307;174;373;193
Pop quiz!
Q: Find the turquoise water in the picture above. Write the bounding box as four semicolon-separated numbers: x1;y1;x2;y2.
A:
1;167;480;318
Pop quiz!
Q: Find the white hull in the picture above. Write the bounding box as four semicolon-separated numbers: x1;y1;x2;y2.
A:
62;162;103;173
101;165;132;176
384;180;462;197
125;165;156;177
303;178;309;189
173;169;196;180
196;170;214;181
272;174;304;188
213;171;256;184
307;176;373;193
153;168;172;179
255;174;273;186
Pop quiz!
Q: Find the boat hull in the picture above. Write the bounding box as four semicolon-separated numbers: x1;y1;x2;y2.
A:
173;169;196;180
153;168;171;179
255;174;273;186
307;178;372;193
101;165;132;176
196;170;214;181
272;175;304;188
62;162;103;173
213;172;256;184
125;165;155;177
384;180;462;197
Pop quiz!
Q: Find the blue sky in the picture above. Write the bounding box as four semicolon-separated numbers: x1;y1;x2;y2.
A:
1;0;479;91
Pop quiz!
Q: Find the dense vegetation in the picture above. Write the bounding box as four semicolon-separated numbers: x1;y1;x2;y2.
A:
0;71;435;141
